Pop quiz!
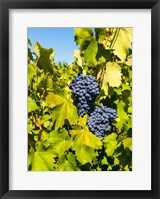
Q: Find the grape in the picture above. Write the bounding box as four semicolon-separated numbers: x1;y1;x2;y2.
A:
69;74;100;116
87;106;117;139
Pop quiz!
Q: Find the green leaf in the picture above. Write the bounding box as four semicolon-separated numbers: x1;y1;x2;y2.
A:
31;151;54;171
28;147;34;166
78;115;89;129
70;128;102;150
115;101;129;131
51;97;78;129
28;63;36;86
28;39;32;46
104;133;117;156
57;153;78;171
101;156;109;165
46;93;66;108
84;39;98;66
95;28;107;43
74;28;93;47
112;28;132;61
96;44;113;61
74;145;97;165
122;138;132;150
47;129;72;156
28;97;39;112
34;42;55;73
73;50;83;67
105;62;122;87
101;62;121;96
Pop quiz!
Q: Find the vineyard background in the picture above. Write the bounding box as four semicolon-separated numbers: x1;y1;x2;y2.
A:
28;28;132;171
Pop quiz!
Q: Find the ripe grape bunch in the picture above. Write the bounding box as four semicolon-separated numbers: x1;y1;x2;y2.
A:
87;106;117;139
69;74;100;116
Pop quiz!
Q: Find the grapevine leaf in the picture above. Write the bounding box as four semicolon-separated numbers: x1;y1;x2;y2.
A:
46;93;66;108
74;145;97;165
28;64;36;86
96;44;113;61
28;39;32;46
31;151;55;171
95;28;107;43
105;62;122;87
57;153;77;171
47;129;72;156
101;62;121;96
34;42;55;73
115;101;129;131
117;149;132;170
112;28;132;61
51;98;78;129
28;147;34;166
28;97;39;112
73;50;83;67
122;138;132;150
28;49;33;62
104;133;117;156
101;156;109;165
78;115;89;129
84;39;98;66
74;28;93;47
70;128;102;149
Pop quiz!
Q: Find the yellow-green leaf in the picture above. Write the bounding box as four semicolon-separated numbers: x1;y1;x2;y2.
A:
73;50;83;67
74;145;97;165
104;133;117;157
28;64;36;86
51;98;78;129
112;28;132;61
74;28;93;47
57;153;78;171
115;100;129;131
46;93;66;108
28;97;39;112
31;151;55;171
101;62;122;95
78;115;89;129
47;129;72;156
70;128;102;150
84;39;98;66
122;138;132;150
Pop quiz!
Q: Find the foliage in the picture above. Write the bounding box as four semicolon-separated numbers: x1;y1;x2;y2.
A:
28;28;132;171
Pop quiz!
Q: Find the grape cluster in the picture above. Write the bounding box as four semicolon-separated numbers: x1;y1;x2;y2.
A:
69;74;100;116
87;106;117;139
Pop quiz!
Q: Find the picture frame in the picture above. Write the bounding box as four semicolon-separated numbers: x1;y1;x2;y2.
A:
0;0;160;198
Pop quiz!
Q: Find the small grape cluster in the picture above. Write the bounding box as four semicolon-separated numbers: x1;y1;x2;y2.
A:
87;106;117;139
69;75;100;116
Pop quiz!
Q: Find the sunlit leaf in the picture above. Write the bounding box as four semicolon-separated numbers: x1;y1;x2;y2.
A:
74;145;97;165
102;62;122;95
28;97;39;112
31;151;55;171
84;39;98;66
112;28;132;61
122;138;132;150
73;50;83;67
70;128;102;150
104;133;117;156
